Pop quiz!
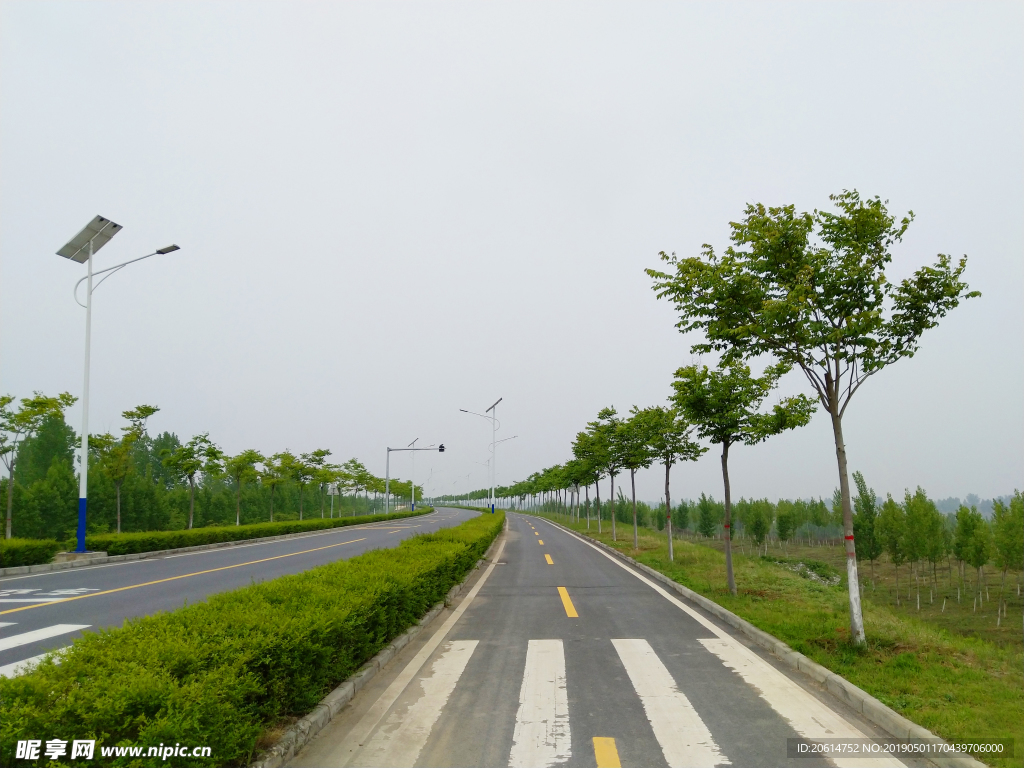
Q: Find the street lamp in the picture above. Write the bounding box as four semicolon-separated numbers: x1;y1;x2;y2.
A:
385;442;445;514
57;216;179;553
460;398;501;514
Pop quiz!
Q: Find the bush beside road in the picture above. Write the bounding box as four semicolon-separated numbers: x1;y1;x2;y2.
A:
0;510;503;767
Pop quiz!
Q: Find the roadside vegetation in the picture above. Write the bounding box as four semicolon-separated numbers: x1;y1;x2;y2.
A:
0;511;503;768
0;397;420;545
535;511;1023;768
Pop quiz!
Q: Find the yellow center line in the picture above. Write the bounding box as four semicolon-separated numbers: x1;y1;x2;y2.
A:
557;586;578;618
544;554;554;565
0;537;368;615
593;737;621;768
534;531;539;535
538;540;544;545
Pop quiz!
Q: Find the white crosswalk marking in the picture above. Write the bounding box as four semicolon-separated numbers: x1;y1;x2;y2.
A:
699;639;904;768
508;639;571;768
613;639;730;768
0;650;62;678
356;640;478;767
0;624;89;653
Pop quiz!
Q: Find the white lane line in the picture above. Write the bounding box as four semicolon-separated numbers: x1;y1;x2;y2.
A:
0;647;69;678
357;640;479;767
0;598;72;603
698;639;903;768
341;532;508;760
508;639;571;768
612;639;729;768
551;523;906;768
0;624;89;652
0;622;15;628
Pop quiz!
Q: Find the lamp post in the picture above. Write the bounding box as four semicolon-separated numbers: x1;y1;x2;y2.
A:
460;398;501;513
57;216;179;553
385;442;445;514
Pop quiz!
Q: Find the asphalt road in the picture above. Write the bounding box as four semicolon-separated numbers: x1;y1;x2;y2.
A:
0;507;478;678
290;512;926;768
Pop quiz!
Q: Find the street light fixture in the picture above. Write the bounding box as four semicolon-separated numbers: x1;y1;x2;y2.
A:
385;442;445;515
459;397;501;514
57;216;180;553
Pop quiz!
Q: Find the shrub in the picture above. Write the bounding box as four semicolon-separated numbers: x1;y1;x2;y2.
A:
0;511;502;767
65;508;431;556
0;537;63;567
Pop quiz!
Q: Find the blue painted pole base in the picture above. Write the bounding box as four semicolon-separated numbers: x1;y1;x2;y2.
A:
76;497;87;553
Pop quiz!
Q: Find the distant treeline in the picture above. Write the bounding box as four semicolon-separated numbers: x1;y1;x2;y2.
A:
1;400;418;541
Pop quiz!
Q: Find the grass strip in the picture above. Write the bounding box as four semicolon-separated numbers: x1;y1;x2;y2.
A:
0;510;502;767
535;512;1023;768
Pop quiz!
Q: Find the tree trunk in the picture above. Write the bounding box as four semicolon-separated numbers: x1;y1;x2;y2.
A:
5;455;15;539
585;484;591;530
269;486;275;522
895;564;900;607
116;482;122;534
829;403;866;644
630;468;639;549
188;477;196;529
722;441;736;595
665;460;674;562
610;472;616;541
299;484;304;521
236;483;241;526
595;481;602;534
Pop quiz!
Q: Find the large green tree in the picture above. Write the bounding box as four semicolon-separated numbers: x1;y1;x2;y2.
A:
648;190;979;643
617;410;658;549
224;449;265;526
631;405;704;561
1;392;77;539
672;361;815;594
588;408;623;541
162;434;223;529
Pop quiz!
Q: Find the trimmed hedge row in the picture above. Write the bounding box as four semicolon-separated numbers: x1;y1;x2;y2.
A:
66;508;433;557
0;510;502;768
0;538;63;568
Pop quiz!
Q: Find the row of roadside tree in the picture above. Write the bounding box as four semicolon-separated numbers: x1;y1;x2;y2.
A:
0;394;419;542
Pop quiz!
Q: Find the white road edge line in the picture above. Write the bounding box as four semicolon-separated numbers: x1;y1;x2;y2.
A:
612;638;729;768
538;518;907;768
341;530;508;760
508;639;571;768
357;640;479;768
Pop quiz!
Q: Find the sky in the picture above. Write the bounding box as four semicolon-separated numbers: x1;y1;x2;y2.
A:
1;1;1021;505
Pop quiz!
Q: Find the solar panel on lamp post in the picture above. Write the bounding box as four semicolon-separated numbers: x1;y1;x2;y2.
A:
57;216;180;553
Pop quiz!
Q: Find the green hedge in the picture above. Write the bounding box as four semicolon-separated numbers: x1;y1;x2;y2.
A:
0;511;502;767
66;508;433;557
0;538;63;568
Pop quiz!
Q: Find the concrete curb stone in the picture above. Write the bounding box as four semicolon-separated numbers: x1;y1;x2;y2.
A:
249;515;507;768
536;516;988;768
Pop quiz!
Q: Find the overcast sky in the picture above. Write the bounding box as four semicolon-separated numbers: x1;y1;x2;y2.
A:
1;1;1021;504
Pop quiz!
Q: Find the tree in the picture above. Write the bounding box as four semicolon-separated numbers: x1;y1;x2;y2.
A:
588;408;623;541
962;509;992;611
90;405;157;534
776;508;794;553
261;454;289;522
697;493;718;538
992;492;1024;623
876;495;907;606
672;361;815;595
631;405;704;560
852;471;882;583
747;505;768;551
648;190;979;644
162;434;223;529
572;429;607;534
617;410;658;549
1;392;77;539
224;449;265;526
302;449;333;518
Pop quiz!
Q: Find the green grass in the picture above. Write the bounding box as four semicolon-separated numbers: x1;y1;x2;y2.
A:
535;512;1023;768
0;511;502;768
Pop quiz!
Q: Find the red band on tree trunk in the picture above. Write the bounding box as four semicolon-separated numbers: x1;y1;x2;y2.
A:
845;535;854;540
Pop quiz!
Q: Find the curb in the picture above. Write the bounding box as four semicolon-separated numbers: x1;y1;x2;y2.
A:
532;515;987;768
0;510;434;578
249;515;507;768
